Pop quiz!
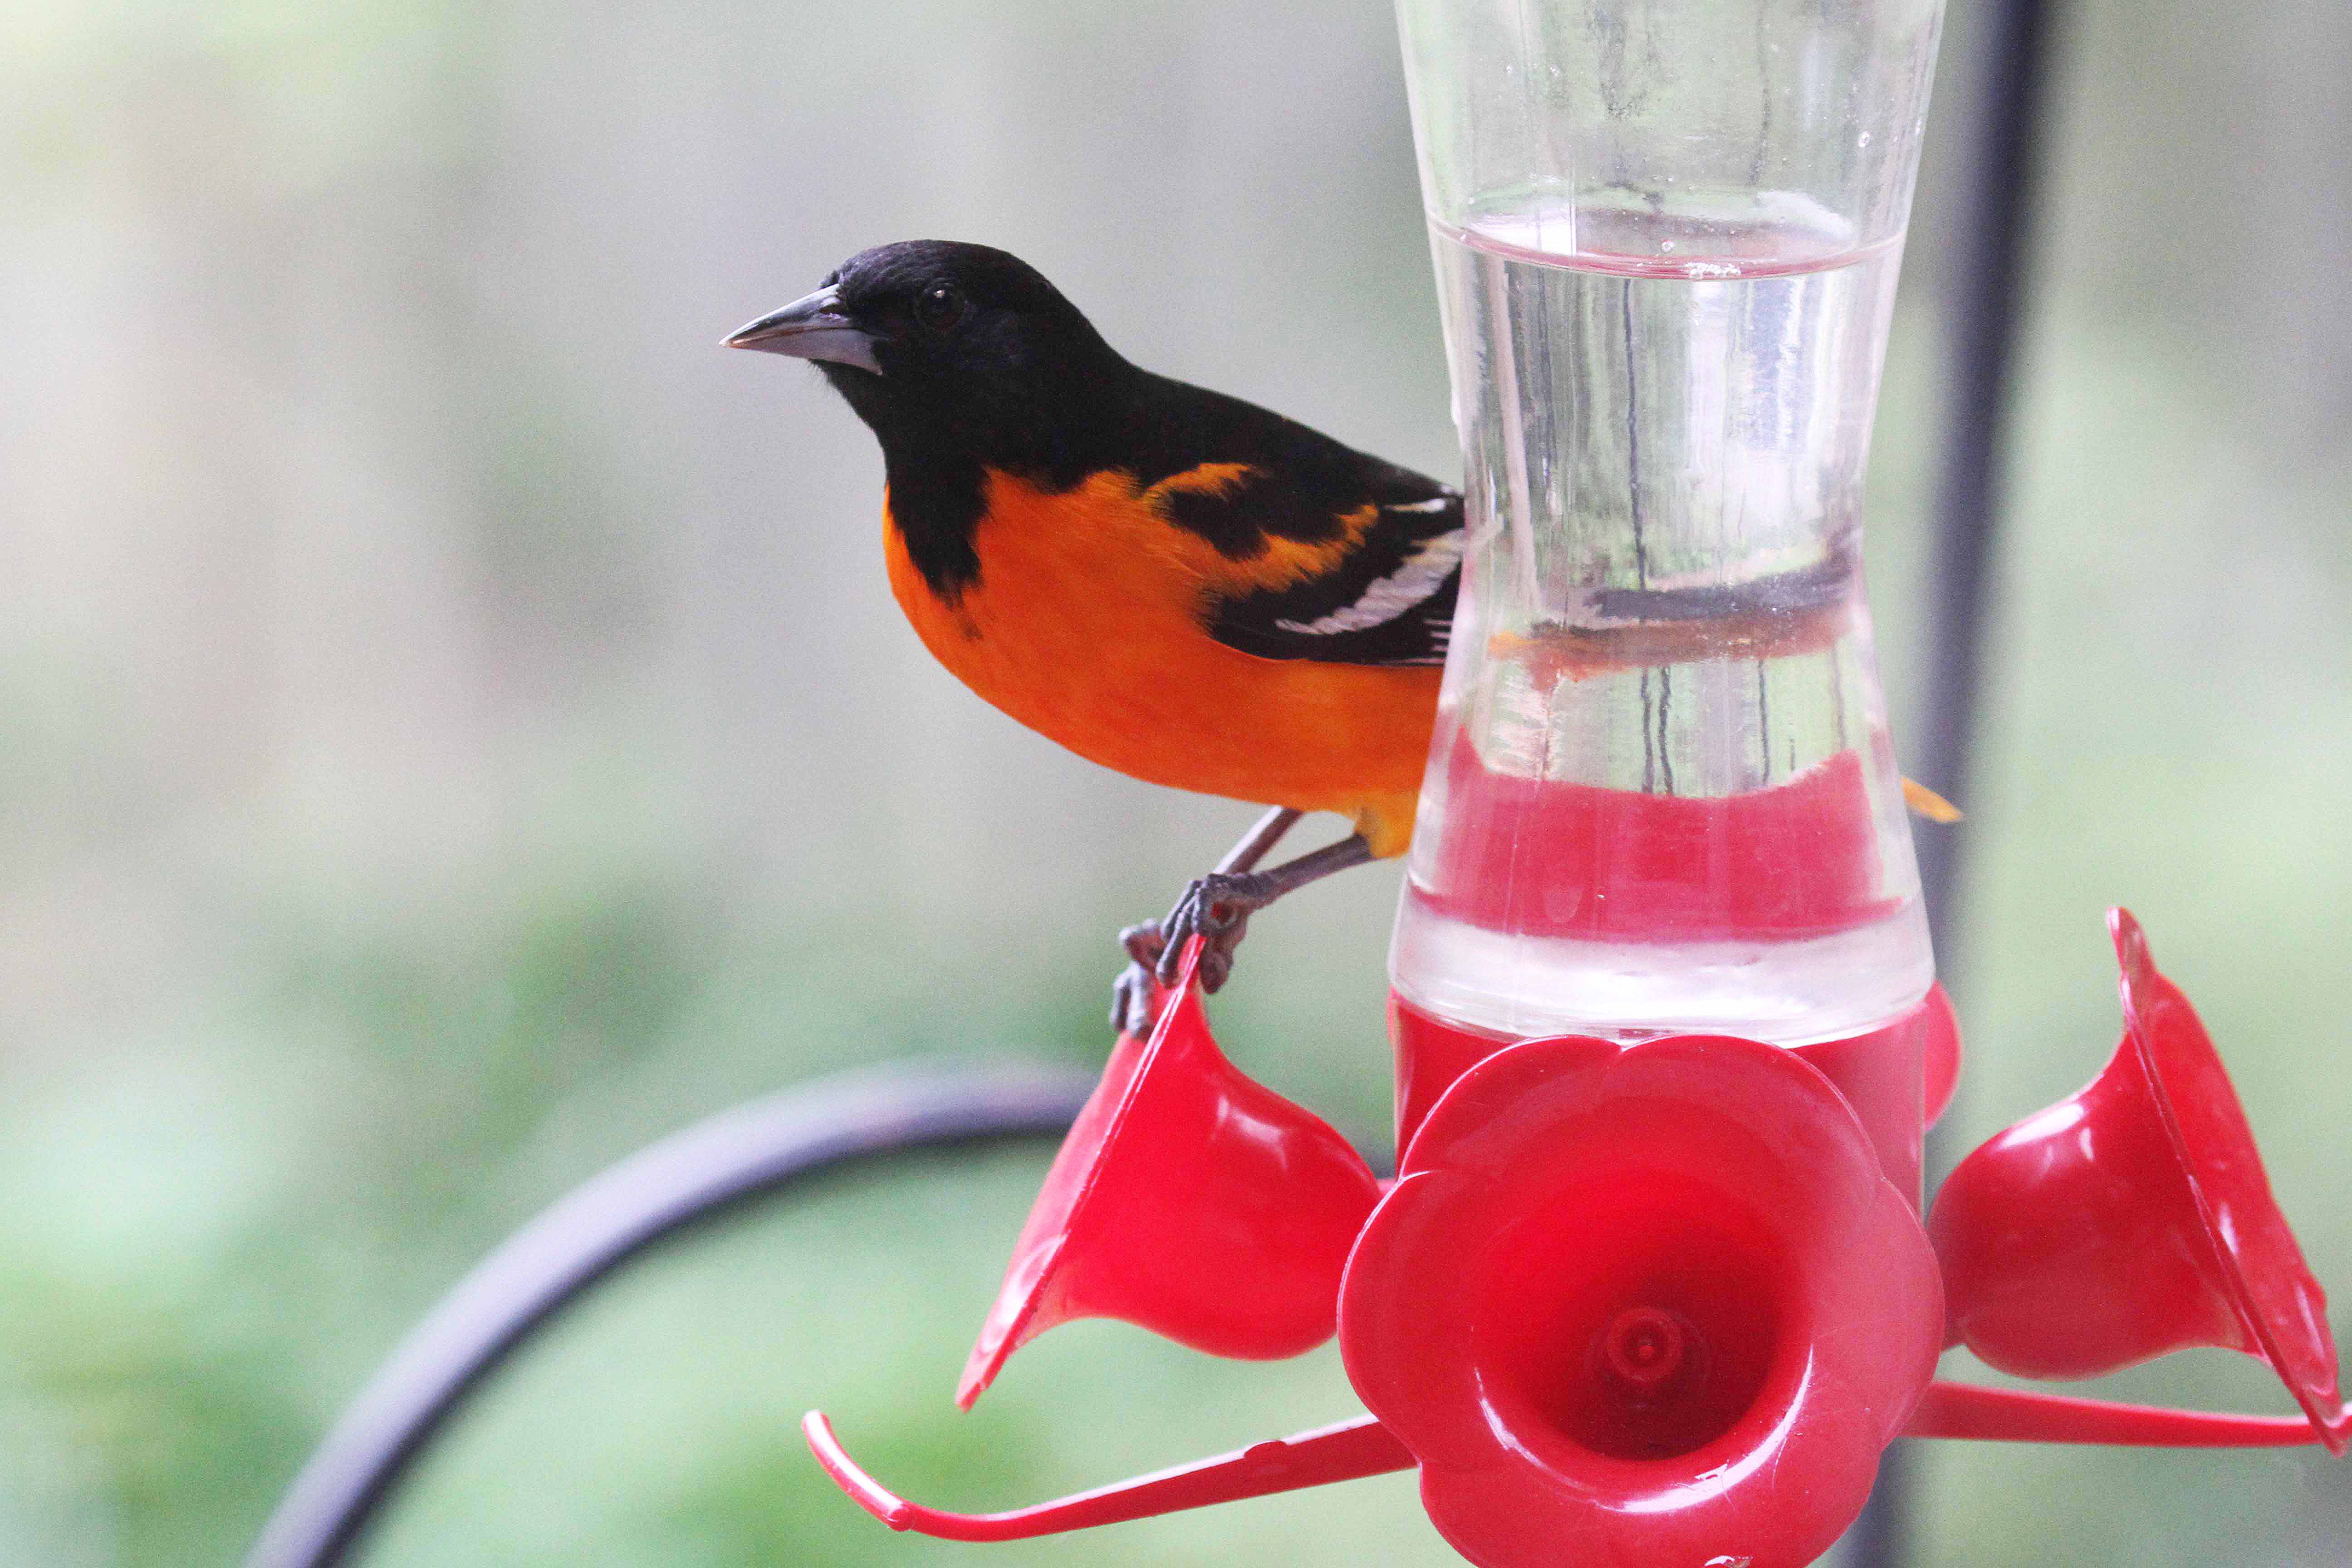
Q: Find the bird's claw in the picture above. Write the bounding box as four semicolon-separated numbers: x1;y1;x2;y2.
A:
1152;870;1276;993
1120;920;1167;970
1110;920;1168;1037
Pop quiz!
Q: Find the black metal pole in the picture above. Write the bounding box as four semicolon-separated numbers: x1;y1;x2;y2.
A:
243;1063;1097;1568
1910;0;2057;960
1848;0;2058;1564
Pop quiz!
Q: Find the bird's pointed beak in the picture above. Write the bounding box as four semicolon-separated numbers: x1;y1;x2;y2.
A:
725;285;883;373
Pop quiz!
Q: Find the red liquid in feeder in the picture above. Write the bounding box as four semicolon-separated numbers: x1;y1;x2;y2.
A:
1416;728;1899;943
1392;721;1933;1045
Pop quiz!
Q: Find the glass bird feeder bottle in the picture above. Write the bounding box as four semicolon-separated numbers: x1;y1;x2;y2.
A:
1390;0;1945;1047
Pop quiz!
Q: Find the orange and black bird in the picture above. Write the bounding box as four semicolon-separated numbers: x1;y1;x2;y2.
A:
728;240;1459;1032
728;240;1957;1033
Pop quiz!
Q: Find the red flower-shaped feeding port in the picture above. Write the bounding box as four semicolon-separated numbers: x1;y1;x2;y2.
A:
1931;908;2349;1451
1339;1032;1944;1568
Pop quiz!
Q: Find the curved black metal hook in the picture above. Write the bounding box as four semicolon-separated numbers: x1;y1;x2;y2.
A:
243;1063;1097;1568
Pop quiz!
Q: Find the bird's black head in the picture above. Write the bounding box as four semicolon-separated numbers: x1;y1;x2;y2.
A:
728;241;1130;476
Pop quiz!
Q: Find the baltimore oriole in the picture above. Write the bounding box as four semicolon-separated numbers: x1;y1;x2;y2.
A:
729;240;1957;1034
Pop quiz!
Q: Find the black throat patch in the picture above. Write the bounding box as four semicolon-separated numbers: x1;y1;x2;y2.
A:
881;446;991;605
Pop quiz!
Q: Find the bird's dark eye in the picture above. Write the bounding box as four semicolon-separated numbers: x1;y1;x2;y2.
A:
913;282;968;334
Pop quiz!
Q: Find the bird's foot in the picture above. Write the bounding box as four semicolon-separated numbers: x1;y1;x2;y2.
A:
1153;870;1278;995
1107;869;1278;1037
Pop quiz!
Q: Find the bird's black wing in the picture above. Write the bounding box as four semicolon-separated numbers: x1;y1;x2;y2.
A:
1199;483;1462;666
1125;376;1463;668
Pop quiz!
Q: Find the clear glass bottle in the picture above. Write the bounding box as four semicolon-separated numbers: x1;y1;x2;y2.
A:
1389;0;1945;1046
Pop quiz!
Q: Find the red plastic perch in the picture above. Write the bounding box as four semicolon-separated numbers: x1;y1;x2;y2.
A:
1905;1382;2330;1447
805;1385;2334;1544
803;1410;1413;1542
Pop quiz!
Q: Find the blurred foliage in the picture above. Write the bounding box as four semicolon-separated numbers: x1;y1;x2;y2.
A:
1;0;2348;1565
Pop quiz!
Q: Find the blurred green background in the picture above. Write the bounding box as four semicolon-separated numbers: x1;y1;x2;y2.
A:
3;0;2348;1564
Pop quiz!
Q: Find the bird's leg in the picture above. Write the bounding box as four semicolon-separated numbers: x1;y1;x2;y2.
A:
1152;830;1376;994
1112;807;1301;1035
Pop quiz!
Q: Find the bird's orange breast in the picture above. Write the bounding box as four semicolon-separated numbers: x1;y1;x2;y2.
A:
882;468;1440;857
